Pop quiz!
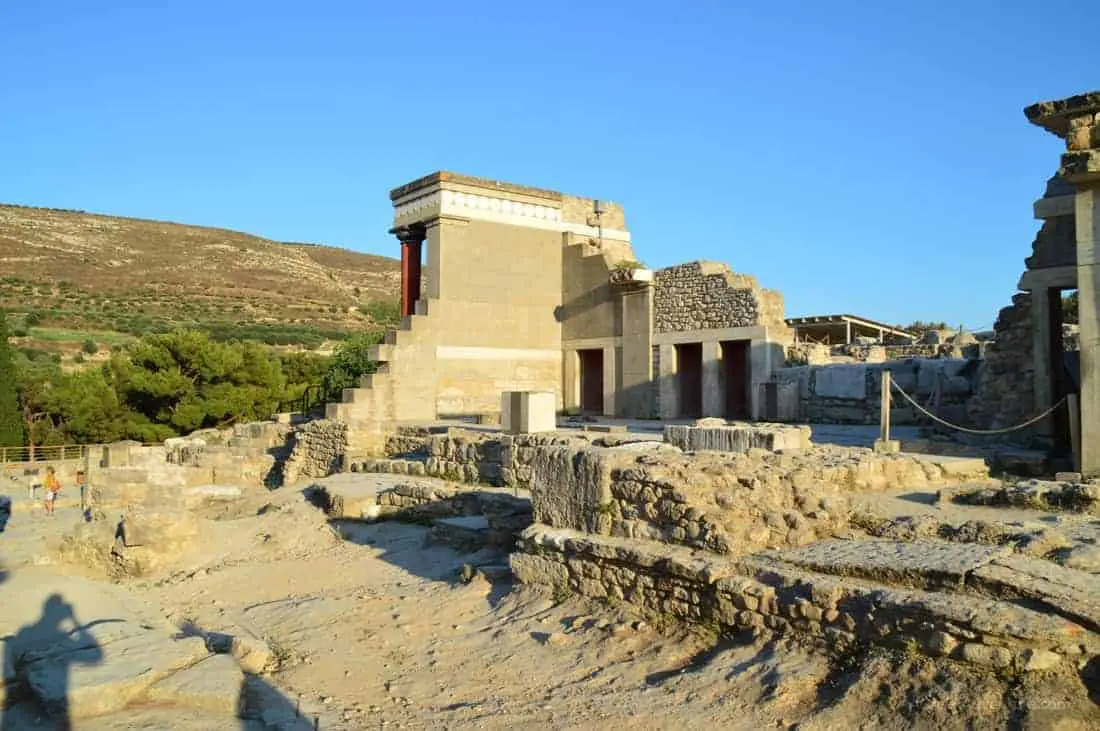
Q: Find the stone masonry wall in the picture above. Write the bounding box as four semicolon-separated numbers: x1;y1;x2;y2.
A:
653;261;760;333
282;420;348;485
968;293;1035;431
528;444;989;556
512;527;1096;673
347;428;588;487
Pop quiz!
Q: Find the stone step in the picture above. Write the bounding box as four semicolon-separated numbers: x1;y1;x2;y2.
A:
429;515;490;552
513;525;1100;671
367;343;394;362
772;538;1013;592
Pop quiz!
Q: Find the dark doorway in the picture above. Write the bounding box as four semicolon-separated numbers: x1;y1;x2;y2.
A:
675;343;703;418
721;340;751;419
1052;288;1078;457
578;349;604;413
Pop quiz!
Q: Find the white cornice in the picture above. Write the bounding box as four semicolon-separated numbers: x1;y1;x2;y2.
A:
393;188;630;242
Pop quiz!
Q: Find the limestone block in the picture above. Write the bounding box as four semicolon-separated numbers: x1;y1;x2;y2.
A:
229;635;275;674
502;391;557;435
118;507;200;552
145;653;245;716
664;423;809;453
25;634;209;720
813;364;866;399
529;446;625;532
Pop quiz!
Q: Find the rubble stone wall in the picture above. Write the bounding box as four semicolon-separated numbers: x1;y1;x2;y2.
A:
653;261;761;333
969;294;1037;431
348;428;588;487
281;420;348;485
527;445;989;555
512;527;1093;672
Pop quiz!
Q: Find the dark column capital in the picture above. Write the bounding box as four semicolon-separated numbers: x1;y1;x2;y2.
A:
390;224;426;246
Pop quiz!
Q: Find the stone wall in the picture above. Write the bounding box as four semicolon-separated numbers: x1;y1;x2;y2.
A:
653;261;761;333
512;527;1096;672
968;293;1036;431
282;419;348;485
347;428;590;487
527;444;988;555
771;359;980;425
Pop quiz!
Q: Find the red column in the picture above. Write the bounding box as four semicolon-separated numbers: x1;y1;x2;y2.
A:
393;226;425;317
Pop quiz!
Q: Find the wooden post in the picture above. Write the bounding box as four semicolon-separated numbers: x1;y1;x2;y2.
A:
1069;394;1081;473
880;369;891;443
874;370;899;453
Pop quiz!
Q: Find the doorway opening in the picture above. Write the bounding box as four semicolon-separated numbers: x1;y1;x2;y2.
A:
721;340;751;419
578;349;604;414
675;343;703;418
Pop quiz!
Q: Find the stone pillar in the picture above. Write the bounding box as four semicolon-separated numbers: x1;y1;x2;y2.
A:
392;225;425;317
1027;91;1100;474
658;343;678;419
1076;187;1100;472
1031;286;1053;434
617;285;654;418
602;345;617;417
563;350;580;413
701;339;724;417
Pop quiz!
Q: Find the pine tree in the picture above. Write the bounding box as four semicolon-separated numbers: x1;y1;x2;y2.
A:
0;311;25;447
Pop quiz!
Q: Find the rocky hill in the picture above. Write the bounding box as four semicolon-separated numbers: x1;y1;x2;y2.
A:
0;204;401;347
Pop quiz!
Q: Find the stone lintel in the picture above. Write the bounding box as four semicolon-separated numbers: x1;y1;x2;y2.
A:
1026;91;1100;138
390;171;564;204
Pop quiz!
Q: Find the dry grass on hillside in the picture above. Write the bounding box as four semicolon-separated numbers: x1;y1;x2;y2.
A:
0;204;401;344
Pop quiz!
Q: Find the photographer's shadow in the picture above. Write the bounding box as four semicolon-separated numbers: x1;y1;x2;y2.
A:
1;593;114;730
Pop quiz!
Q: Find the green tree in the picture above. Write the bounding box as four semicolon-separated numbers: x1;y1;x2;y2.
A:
45;367;171;444
112;330;287;434
1063;291;1079;325
0;312;25;446
81;338;99;355
321;332;383;399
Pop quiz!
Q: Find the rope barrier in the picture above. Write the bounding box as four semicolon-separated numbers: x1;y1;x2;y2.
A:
889;379;1067;436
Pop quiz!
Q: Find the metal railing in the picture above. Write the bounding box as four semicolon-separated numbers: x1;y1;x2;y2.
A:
0;441;165;466
0;444;96;464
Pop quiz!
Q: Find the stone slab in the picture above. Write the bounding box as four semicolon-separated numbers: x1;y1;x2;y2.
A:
24;631;210;720
145;653;244;716
969;553;1100;632
775;539;1012;590
434;516;490;532
813;364;866;399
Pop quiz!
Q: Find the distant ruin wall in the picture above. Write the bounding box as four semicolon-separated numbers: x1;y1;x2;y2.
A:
771;359;979;425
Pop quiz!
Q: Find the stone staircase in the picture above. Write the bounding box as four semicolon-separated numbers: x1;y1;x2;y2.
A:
324;299;439;454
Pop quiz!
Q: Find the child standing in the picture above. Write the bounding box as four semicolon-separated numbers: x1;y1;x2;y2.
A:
43;466;61;516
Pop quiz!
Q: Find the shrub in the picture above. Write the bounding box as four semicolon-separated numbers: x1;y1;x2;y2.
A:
81;338;99;355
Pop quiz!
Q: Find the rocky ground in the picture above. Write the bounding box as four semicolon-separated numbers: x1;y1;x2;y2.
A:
1;473;1098;729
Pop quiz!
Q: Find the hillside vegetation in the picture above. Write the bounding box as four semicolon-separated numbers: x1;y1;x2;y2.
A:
0;203;401;348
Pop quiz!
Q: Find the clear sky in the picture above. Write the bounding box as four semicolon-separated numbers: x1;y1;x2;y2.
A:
0;1;1094;329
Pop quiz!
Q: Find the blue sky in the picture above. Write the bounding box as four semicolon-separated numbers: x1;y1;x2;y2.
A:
0;1;1093;328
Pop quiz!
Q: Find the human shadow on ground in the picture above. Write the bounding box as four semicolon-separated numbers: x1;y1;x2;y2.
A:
174;619;321;730
1;593;119;731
